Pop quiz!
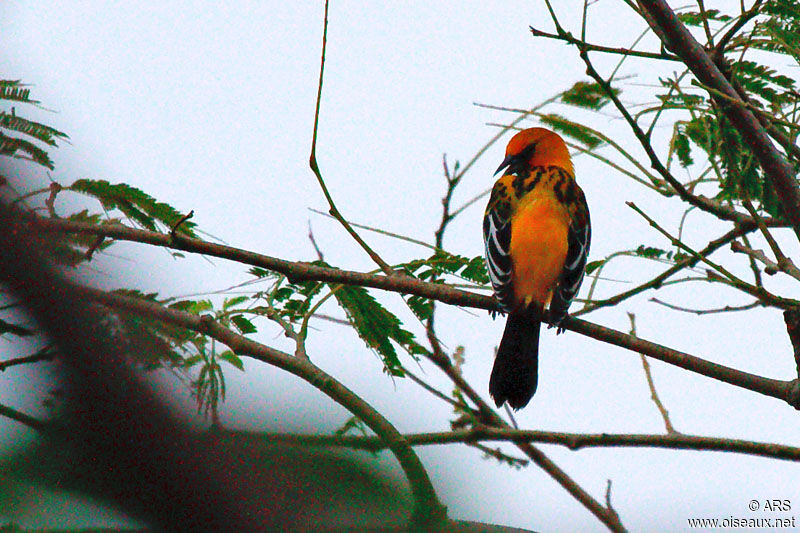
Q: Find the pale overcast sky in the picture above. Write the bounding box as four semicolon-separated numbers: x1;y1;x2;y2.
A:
2;2;800;531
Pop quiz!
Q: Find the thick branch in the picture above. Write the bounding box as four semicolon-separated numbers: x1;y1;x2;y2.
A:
637;0;800;243
38;217;800;408
250;427;800;462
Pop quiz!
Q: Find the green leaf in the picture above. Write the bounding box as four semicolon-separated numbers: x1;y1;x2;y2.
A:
656;89;705;109
223;296;249;309
249;267;277;278
560;80;618;110
231;315;257;334
461;255;490;284
69;179;197;236
0;80;38;104
672;126;693;167
539;114;602;149
0;132;55;169
183;354;204;367
0;112;67;146
402;251;489;285
634;245;668;259
169;299;213;314
678;9;730;26
219;350;245;371
333;285;414;376
584;259;605;276
407;295;434;321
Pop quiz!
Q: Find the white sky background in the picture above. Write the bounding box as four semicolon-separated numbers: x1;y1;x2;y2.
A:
2;1;800;531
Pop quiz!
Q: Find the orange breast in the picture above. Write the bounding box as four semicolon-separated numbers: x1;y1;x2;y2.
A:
509;195;569;308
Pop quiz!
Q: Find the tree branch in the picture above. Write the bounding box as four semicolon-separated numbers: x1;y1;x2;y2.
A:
577;226;753;315
37;216;800;409
529;25;679;61
637;0;800;243
241;427;800;463
308;0;394;275
0;400;48;431
79;284;447;527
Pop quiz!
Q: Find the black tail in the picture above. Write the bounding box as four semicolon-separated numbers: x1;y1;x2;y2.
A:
489;307;541;410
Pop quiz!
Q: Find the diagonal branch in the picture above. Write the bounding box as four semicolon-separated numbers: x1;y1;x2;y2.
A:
0;400;48;431
81;284;447;527
637;0;800;243
577;226;754;315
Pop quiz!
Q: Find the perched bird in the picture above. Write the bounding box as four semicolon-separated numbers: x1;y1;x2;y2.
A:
483;128;590;409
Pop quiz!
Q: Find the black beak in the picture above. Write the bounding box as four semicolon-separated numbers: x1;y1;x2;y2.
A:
494;154;515;176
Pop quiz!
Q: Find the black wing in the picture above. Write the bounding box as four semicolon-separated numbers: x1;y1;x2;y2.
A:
549;187;590;329
483;194;515;313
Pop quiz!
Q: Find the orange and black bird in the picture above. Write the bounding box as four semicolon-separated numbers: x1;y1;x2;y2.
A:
483;128;590;409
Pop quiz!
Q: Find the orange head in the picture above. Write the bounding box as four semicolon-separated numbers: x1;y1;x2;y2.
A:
495;127;573;176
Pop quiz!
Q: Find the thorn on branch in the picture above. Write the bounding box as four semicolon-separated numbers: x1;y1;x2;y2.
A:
171;210;195;238
605;479;621;522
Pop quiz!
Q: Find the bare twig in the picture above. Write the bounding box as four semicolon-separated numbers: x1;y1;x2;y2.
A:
45;181;61;218
731;241;800;281
649;297;760;315
628;313;676;433
308;0;394;275
0;400;48;431
578;226;753;315
170;210;194;237
528;25;678;61
712;0;763;56
307;220;324;261
784;310;800;380
627;201;800;309
0;348;54;371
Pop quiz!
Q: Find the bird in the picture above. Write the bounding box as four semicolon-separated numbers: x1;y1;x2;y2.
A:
483;127;591;409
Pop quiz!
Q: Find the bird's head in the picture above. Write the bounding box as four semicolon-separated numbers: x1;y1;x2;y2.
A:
494;127;573;177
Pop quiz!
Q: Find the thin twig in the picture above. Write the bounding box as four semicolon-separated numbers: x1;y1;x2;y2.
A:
731;241;800;281
627;201;800;309
629;313;676;433
308;0;394;275
649;297;760;315
0;348;54;371
307;220;324;261
577;226;753;315
528;26;678;61
0;401;48;431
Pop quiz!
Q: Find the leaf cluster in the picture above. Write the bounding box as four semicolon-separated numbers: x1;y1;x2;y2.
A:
0;80;67;169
